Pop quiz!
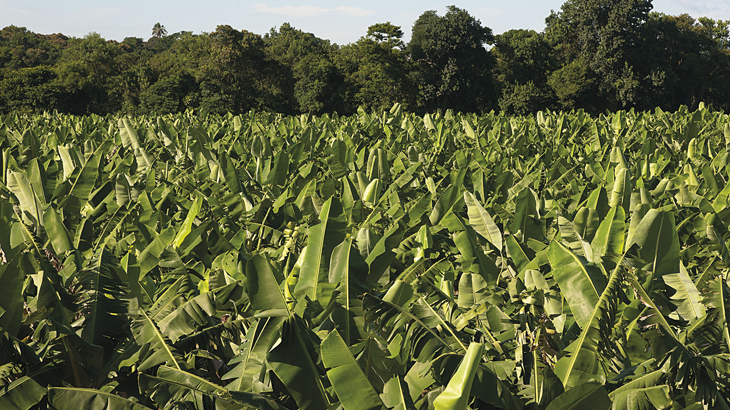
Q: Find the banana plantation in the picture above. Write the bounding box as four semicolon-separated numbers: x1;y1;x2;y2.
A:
2;104;730;409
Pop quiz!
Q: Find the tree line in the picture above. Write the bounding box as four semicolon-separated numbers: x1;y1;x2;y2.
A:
1;0;729;116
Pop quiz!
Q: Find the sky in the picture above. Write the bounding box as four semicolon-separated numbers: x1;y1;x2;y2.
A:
2;0;730;45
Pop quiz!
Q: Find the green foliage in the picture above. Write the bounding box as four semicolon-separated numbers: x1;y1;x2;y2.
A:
493;29;554;86
2;3;730;115
139;75;187;114
407;6;495;113
547;59;596;110
336;23;413;113
499;81;553;116
545;0;652;109
0;66;58;112
4;81;730;409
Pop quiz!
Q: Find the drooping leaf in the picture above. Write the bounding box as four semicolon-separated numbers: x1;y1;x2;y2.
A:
321;330;384;410
608;370;671;410
48;387;151;410
554;254;624;388
626;210;679;289
77;247;130;351
223;316;285;392
544;382;611;410
0;376;47;410
131;310;184;372
247;253;288;315
267;315;330;410
139;366;284;410
434;343;483;410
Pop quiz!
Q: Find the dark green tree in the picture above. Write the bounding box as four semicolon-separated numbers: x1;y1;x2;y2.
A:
335;22;413;113
139;74;189;113
407;6;495;113
0;26;67;69
0;65;58;111
545;0;652;110
492;29;555;114
493;29;553;85
54;33;124;114
196;25;271;114
637;13;730;110
547;59;597;110
264;23;344;114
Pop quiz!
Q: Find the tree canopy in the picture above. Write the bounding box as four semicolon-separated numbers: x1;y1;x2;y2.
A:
1;1;730;115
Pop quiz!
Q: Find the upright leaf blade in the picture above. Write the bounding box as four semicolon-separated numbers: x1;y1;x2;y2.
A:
464;191;502;251
548;241;605;329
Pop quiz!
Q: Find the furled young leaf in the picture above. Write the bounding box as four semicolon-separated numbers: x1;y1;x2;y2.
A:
609;168;631;212
172;194;203;249
511;188;542;243
591;206;625;262
43;207;73;254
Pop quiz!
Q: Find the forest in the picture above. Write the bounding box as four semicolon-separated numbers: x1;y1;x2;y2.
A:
1;0;730;117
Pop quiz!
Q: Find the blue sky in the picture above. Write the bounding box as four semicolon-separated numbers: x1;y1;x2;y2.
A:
1;0;729;45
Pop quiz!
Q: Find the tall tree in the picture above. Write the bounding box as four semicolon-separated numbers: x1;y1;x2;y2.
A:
196;25;274;114
264;23;344;114
335;22;413;113
637;13;730;110
492;29;556;114
545;0;652;110
0;26;67;69
0;66;58;112
54;33;124;114
407;6;495;113
151;23;167;39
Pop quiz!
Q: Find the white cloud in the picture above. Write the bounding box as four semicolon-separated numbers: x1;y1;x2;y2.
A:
0;6;29;14
333;6;374;17
676;0;705;13
253;3;374;17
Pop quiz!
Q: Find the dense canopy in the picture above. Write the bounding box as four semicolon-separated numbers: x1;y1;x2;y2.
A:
1;0;729;115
